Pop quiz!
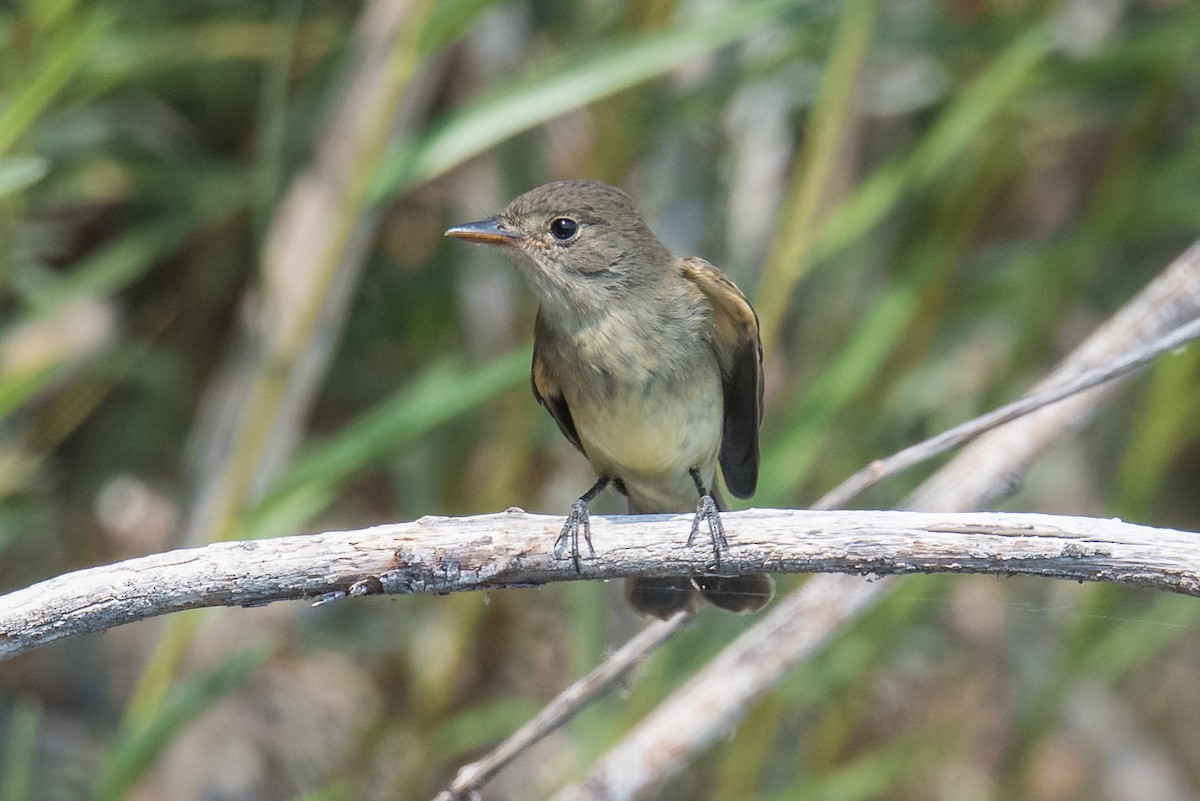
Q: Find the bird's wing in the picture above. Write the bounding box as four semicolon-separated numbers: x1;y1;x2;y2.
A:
531;323;586;457
680;256;763;499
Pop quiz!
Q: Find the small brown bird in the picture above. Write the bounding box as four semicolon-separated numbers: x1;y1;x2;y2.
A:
446;180;774;618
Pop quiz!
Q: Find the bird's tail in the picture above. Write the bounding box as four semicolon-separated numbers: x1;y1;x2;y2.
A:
625;487;775;619
694;573;776;613
625;575;697;619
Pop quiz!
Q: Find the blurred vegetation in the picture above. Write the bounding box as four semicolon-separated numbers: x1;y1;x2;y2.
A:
2;0;1200;798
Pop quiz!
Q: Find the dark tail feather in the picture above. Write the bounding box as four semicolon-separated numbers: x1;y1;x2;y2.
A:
694;485;774;613
695;573;775;613
625;576;697;619
624;484;773;618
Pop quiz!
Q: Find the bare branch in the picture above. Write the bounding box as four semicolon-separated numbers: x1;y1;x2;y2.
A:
3;509;1199;660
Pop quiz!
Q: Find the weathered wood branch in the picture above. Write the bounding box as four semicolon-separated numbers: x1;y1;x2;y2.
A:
3;509;1198;660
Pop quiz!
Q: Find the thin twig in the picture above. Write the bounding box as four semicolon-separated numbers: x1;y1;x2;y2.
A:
816;314;1200;510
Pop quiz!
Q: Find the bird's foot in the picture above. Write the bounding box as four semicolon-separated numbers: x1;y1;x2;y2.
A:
554;498;595;573
687;492;728;567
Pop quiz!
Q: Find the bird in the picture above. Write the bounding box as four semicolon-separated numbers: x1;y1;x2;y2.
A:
445;180;774;618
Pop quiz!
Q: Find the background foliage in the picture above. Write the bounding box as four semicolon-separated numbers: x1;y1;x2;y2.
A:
2;0;1200;798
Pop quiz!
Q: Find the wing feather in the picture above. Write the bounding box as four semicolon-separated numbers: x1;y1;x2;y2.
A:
680;256;763;499
531;324;586;457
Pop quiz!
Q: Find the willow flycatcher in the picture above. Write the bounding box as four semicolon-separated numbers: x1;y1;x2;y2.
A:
446;180;774;618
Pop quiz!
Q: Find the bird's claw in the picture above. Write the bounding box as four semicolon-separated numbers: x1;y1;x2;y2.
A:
554;498;595;573
687;493;728;567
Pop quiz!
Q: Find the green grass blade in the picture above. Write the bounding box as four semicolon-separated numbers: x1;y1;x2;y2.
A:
0;700;41;801
0;158;49;198
755;0;877;340
10;217;196;314
243;348;530;538
0;11;112;156
1114;345;1200;518
758;26;1054;502
0;364;60;422
92;645;271;801
367;0;802;202
814;24;1053;263
759;281;919;502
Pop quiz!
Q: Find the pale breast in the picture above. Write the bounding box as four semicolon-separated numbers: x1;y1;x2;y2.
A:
555;307;725;511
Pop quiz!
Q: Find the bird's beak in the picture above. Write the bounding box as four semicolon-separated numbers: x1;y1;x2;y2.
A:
444;217;524;246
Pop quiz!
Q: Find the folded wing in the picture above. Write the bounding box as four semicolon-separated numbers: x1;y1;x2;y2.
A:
679;257;763;499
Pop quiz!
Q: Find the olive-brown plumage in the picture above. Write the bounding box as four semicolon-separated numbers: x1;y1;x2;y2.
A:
446;180;774;617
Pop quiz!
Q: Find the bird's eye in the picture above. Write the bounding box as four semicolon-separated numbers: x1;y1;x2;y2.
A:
548;218;579;241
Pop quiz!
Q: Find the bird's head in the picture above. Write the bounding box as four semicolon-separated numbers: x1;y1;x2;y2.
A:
445;180;674;318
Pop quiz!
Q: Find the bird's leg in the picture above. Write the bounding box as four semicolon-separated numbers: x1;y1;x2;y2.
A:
554;476;610;572
687;468;728;567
